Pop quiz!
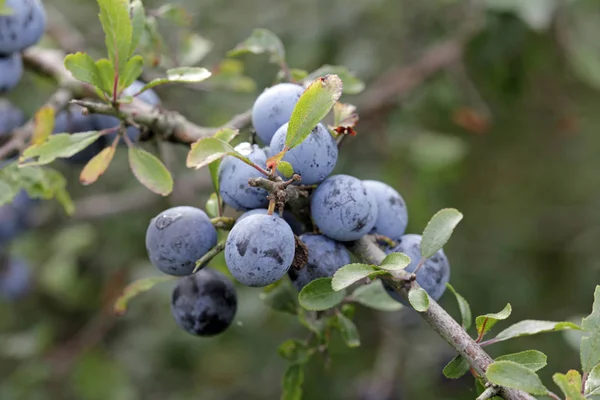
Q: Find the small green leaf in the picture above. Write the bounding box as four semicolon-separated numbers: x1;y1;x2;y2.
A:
228;28;285;65
443;355;470;379
187;137;255;170
260;279;298;315
585;363;600;396
208;59;256;93
205;193;220;218
335;313;360;348
350;280;403;312
214;128;239;143
491;320;581;344
118;55;144;93
379;252;411;271
95;58;116;96
206;128;239;196
129;0;145;56
331;263;384;291
305;65;365;94
277;161;294;178
298;277;346;311
98;0;133;77
31;106;55;145
476;303;512;338
553;370;586;400
408;287;430;312
113;276;174;315
140;67;212;92
285;75;343;150
496;350;547;372
64;52;101;88
20;131;102;166
281;364;303;400
486;361;549;396
277;339;312;364
582;286;600;374
446;283;472;331
79;146;115;185
180;33;213;66
128;147;174;196
420;208;463;258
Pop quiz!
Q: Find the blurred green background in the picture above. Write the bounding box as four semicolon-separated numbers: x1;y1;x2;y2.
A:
2;0;600;399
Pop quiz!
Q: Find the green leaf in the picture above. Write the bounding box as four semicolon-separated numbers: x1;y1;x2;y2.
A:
496;350;547;372
476;304;512;338
64;52;101;88
180;33;213;66
585;363;600;396
491;320;581;344
139;67;212;92
0;180;18;205
446;283;472;331
128;147;173;196
277;161;294;178
118;55;144;93
298;277;346;311
208;59;256;93
331;263;384;291
582;286;600;374
98;0;133;77
408;287;430;312
206;128;239;195
187;137;256;170
443;355;470;379
205;193;220;218
281;364;303;400
113;276;174;315
379;252;411;271
553;370;586;400
285;75;343;150
350;280;403;312
260;279;298;315
277;339;312;364
31;106;55;146
306;65;365;94
336;313;360;348
95;58;116;96
129;0;145;56
79;146;115;185
20;131;102;166
420;208;463;258
228;28;285;65
486;361;549;396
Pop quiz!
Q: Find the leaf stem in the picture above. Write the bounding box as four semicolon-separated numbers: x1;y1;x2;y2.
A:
193;240;226;273
412;257;426;275
546;391;561;400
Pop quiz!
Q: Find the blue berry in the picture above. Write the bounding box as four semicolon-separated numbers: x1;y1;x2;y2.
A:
0;190;33;246
269;123;338;185
171;268;237;336
146;206;218;276
0;257;31;301
0;0;46;54
251;83;304;144
225;213;295;287
363;180;408;240
0;52;22;93
311;174;378;241
236;208;304;235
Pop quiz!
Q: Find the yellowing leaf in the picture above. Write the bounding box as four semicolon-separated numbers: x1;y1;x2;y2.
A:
31;106;55;145
80;146;116;185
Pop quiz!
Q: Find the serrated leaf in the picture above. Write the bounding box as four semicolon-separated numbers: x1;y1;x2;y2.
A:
446;283;472;331
281;364;303;400
486;361;549;396
582;286;600;374
180;33;213;66
379;252;411;271
496;350;547;372
79;146;115;185
298;277;345;311
98;0;133;78
331;263;384;291
140;67;212;92
129;0;145;56
260;279;298;315
278;339;312;364
585;364;600;396
31;107;55;145
64;52;101;88
118;55;144;93
421;208;463;258
350;280;403;312
443;355;470;379
285;75;343;150
228;28;285;64
128;146;173;196
408;287;430;312
205;193;220;218
306;65;364;94
277;161;294;178
95;58;116;96
491;320;581;344
553;370;586;400
113;276;174;315
336;313;360;348
476;304;512;338
20;131;102;166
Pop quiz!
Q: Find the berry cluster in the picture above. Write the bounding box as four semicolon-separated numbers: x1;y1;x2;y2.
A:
145;83;452;337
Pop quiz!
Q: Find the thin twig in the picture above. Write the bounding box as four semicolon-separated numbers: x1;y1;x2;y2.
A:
193;240;226;273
